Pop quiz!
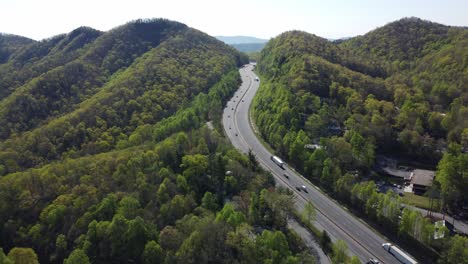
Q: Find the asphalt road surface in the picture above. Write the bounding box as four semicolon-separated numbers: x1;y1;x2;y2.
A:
222;64;409;264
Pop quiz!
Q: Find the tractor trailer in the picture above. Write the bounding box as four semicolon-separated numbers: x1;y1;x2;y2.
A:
382;243;417;264
271;156;285;169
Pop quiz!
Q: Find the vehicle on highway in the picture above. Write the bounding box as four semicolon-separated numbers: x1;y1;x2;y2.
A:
255;77;259;81
367;258;380;264
382;243;417;264
283;173;289;179
296;186;301;192
271;155;285;169
301;185;308;193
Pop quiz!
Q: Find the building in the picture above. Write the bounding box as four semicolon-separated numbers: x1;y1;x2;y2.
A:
410;169;435;194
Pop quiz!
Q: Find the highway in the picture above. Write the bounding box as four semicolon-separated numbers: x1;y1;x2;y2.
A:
222;64;405;264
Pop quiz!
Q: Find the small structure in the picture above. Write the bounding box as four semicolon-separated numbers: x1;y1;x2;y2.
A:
304;144;322;150
410;169;435;195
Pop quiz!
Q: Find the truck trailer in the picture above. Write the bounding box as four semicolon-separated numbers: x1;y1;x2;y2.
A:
382;243;417;264
271;156;285;169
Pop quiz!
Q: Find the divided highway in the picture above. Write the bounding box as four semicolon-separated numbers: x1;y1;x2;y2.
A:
222;64;404;264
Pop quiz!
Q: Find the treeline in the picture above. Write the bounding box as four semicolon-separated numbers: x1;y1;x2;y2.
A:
253;17;467;263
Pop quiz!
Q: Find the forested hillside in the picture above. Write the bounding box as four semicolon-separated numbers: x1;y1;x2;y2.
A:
254;17;467;262
0;19;316;264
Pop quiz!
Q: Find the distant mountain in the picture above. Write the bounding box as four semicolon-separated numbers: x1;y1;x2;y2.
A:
215;35;268;44
231;42;266;53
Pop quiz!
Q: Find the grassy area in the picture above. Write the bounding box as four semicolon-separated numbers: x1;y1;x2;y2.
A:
402;192;441;211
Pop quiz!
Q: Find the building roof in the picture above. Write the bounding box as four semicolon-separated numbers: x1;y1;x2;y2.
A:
382;167;412;179
410;169;435;187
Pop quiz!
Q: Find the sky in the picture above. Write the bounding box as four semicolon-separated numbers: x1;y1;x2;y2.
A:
1;0;467;40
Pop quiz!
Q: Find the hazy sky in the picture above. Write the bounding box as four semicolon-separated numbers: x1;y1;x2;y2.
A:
1;0;467;40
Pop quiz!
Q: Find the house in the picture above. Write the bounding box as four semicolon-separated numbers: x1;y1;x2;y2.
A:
410;169;435;195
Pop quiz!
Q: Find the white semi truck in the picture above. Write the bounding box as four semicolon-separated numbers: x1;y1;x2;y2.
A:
382;243;417;264
271;155;285;169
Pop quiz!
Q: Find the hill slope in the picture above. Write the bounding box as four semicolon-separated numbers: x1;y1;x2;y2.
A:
0;19;247;173
253;17;467;261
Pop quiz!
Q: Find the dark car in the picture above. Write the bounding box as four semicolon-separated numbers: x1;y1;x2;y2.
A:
283;173;289;179
296;186;301;192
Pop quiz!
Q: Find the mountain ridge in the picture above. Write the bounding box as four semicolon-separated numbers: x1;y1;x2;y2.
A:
215;35;268;44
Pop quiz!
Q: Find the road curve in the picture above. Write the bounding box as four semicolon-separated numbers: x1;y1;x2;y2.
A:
222;64;405;264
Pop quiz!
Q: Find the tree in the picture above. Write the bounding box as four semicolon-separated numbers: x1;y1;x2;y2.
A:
436;144;467;212
7;248;39;264
117;196;141;219
201;191;218;211
288;130;310;167
350;256;361;264
181;154;209;194
301;201;316;225
0;248;13;264
159;226;183;252
216;203;246;227
126;216;149;259
439;235;468;264
319;230;332;254
348;130;375;169
248;149;259;171
321;158;333;189
64;249;90;264
143;240;164;264
331;240;349;264
109;214;129;258
256;230;292;263
157;182;171;204
55;234;67;261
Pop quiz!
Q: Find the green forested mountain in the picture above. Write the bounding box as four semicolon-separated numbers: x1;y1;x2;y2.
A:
0;19;314;264
253;17;467;262
0;19;243;172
